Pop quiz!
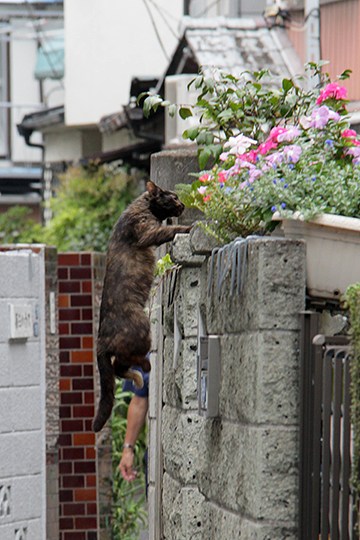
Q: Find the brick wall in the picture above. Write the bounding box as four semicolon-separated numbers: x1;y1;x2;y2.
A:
58;252;111;540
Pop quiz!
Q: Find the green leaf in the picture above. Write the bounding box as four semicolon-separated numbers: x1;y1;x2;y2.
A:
198;147;211;170
282;78;294;92
179;107;193;120
183;127;200;141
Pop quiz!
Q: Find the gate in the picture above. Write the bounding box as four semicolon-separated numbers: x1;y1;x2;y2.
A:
300;312;357;539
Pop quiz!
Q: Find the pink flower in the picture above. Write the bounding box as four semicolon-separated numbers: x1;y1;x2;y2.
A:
283;144;302;163
269;126;288;142
316;82;348;105
197;186;207;195
342;129;358;138
217;171;227;183
199;173;210;183
203;195;211;202
277;126;301;142
342;129;360;146
265;151;285;167
238;149;258;163
258;139;278;155
310;106;340;129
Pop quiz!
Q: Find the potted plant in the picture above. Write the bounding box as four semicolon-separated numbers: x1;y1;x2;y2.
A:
164;66;360;298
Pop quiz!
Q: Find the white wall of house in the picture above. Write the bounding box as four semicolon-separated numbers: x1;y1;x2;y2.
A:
0;6;64;165
64;0;184;126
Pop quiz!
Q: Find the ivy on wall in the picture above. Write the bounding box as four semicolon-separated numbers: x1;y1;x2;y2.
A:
344;283;360;524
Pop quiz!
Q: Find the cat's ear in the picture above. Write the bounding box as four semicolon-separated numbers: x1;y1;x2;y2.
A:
146;181;160;195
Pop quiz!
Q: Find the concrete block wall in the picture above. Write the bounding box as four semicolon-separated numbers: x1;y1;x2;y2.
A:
57;252;111;540
156;231;306;540
0;246;48;540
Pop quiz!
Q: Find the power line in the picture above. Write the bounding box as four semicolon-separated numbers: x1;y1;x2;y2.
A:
147;0;180;40
24;0;64;86
142;0;170;61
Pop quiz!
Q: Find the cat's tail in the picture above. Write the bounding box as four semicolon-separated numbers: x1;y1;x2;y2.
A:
93;352;115;433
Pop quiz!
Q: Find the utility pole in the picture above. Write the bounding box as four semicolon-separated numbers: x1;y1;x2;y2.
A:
305;0;321;83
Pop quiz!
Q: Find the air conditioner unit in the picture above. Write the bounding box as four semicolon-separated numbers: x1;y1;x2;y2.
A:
164;74;199;146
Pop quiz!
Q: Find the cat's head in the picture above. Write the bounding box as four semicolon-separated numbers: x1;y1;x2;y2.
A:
146;181;185;220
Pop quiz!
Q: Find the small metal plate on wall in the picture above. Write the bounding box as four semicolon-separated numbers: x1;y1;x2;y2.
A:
197;335;221;417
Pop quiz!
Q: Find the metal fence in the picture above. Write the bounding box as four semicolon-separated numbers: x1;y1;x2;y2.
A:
300;311;357;540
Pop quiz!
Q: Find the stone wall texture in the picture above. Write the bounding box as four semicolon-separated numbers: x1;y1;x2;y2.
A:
155;229;306;539
0;246;48;540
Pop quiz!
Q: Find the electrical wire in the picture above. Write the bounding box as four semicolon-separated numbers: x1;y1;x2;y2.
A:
147;0;180;40
24;0;64;86
142;0;170;61
196;0;222;18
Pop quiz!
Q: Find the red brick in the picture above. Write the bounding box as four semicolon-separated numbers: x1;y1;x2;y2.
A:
74;489;96;502
59;309;81;321
71;323;93;335
59;462;72;475
60;379;71;391
73;433;95;446
61;365;82;377
60;281;81;293
83;366;93;376
81;281;92;293
71;295;92;307
81;254;91;265
59;490;73;502
60;351;70;363
58;268;68;279
59;294;70;308
84;392;94;404
72;378;93;390
86;475;96;488
61;419;84;432
60;337;81;350
84;420;93;431
82;336;93;349
86;448;96;460
86;502;97;514
59;323;70;335
58;253;80;266
73;405;94;418
63;503;86;516
60;406;71;419
62;475;85;488
75;518;97;530
81;309;93;320
61;393;83;405
58;434;72;446
60;517;74;530
74;461;96;474
63;533;86;540
62;448;84;461
70;268;92;280
71;351;93;363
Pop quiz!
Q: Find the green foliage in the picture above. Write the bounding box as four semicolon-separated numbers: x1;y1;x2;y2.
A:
344;284;360;523
0;164;141;252
154;253;176;277
43;164;139;252
0;206;44;244
111;384;147;540
172;68;359;242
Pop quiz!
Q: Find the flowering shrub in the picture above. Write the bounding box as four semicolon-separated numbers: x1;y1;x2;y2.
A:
178;71;360;242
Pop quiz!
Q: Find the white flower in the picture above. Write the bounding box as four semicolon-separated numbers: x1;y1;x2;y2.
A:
223;134;257;155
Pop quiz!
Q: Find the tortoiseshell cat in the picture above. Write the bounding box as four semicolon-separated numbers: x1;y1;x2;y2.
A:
93;181;191;432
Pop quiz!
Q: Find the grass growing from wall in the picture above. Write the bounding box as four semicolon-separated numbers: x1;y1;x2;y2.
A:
344;283;360;527
111;384;147;540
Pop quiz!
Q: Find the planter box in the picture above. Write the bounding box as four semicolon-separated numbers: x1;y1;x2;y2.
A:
272;212;360;299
